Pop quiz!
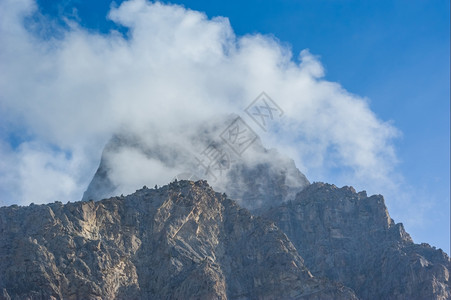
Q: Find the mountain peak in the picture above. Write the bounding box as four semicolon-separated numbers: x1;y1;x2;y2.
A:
82;119;310;212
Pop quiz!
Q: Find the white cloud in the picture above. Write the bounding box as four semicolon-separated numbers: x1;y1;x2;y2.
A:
106;146;185;195
0;0;400;207
0;141;88;205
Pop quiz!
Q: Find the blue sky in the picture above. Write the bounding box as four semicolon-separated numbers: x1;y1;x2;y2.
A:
1;0;449;253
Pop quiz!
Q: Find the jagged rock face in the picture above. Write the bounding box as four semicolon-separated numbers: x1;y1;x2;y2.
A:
82;118;309;212
0;181;356;300
264;182;451;300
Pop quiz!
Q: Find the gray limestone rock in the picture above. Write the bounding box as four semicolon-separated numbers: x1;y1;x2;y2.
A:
264;182;451;300
0;181;356;300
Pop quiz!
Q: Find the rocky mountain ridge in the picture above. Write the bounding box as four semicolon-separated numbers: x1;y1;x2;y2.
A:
1;180;449;299
0;180;357;300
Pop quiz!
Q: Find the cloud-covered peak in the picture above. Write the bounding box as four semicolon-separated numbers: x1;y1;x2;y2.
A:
0;0;398;206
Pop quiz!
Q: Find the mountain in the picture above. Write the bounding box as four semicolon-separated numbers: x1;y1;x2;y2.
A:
264;182;451;299
0;180;357;299
2;126;450;299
